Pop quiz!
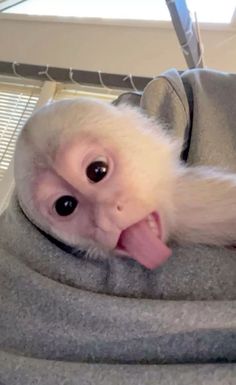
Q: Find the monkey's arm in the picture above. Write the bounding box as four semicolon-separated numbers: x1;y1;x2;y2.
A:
172;167;236;245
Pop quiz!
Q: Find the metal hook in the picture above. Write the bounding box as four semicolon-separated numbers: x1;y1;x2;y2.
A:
38;64;55;81
69;67;85;87
123;74;138;92
12;61;25;79
69;67;78;84
195;42;204;68
98;70;112;93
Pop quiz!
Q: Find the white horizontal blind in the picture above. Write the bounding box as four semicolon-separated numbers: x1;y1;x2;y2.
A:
0;82;40;182
54;84;121;103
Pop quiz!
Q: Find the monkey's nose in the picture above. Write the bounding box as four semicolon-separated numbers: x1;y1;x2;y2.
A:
116;204;123;212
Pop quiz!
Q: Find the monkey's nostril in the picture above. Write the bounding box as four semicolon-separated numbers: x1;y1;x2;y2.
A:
117;204;123;212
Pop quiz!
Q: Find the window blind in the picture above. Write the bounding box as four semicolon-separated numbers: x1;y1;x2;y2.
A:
0;80;121;212
54;85;121;103
0;82;121;184
0;82;40;182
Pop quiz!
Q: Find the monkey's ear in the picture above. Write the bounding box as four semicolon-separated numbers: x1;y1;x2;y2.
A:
112;92;141;107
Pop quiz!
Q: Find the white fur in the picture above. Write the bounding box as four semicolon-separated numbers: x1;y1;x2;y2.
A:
14;98;236;250
172;167;236;245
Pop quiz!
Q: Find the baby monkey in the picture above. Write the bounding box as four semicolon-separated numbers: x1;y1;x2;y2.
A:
14;99;236;269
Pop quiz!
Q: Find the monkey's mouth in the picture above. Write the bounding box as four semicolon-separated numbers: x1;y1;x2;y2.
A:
116;212;172;270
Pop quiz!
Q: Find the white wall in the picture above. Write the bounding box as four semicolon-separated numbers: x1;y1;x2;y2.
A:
0;14;236;76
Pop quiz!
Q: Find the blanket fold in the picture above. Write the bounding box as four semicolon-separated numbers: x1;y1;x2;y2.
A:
1;351;236;385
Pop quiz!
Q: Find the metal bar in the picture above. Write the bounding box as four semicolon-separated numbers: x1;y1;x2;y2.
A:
0;0;26;12
0;61;152;91
166;0;203;68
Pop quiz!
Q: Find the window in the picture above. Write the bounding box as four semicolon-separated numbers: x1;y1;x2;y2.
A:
54;83;121;103
0;81;40;181
0;80;40;211
0;79;120;188
0;77;122;211
2;0;236;24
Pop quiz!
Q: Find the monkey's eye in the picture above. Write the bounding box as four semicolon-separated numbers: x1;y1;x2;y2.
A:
54;195;78;216
86;160;108;183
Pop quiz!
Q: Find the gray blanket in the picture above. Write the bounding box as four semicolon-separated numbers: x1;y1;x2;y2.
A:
0;68;236;384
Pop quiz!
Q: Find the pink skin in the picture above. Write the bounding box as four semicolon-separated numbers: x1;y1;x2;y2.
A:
34;137;171;268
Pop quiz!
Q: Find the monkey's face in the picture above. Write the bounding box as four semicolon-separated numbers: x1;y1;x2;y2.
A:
15;99;178;269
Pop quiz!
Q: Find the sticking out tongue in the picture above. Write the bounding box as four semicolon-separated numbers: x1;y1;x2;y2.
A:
117;217;172;270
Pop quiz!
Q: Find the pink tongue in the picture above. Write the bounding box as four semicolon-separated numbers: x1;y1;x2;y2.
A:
118;219;172;270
